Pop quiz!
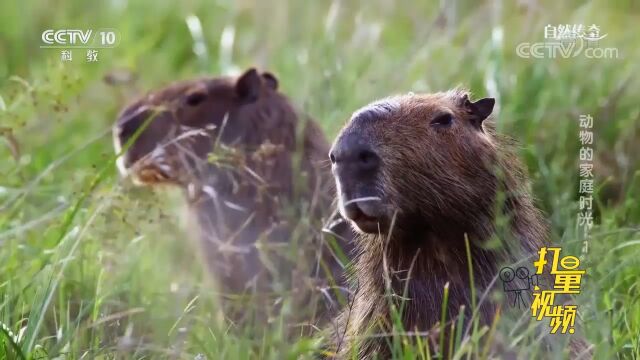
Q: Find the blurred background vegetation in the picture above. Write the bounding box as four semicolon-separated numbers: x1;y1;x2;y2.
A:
0;0;638;358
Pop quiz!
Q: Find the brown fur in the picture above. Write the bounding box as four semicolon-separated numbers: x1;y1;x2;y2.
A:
327;91;588;358
112;69;351;317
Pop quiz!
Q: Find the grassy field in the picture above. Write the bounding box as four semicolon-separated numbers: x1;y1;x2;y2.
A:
1;0;639;358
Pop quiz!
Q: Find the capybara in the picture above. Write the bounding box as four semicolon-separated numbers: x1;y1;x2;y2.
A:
112;68;351;319
327;90;589;358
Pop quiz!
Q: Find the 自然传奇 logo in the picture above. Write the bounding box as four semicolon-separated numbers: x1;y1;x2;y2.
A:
516;24;618;59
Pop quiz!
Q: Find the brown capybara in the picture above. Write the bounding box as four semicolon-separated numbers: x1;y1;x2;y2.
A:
327;90;590;358
112;68;351;319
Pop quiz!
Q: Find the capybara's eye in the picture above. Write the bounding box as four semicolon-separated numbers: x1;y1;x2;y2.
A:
185;91;207;106
430;113;453;127
358;150;377;165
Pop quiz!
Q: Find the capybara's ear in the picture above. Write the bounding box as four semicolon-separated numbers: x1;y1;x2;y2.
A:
463;95;495;128
261;72;278;90
470;97;495;120
235;68;261;102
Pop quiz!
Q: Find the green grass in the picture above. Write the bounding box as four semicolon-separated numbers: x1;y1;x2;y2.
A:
1;0;639;358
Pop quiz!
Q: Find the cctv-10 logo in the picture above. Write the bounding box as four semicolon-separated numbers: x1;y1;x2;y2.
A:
41;29;120;48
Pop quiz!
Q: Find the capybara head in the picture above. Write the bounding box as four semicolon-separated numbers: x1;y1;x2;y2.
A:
329;90;497;236
113;68;294;189
112;68;352;305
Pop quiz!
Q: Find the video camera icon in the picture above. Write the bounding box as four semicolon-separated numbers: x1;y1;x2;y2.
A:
499;266;540;309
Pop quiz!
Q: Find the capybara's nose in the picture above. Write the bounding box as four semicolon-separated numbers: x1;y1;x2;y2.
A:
330;133;380;175
113;107;159;169
116;110;148;145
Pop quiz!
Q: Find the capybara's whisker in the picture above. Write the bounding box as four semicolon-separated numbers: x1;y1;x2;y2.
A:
343;196;382;207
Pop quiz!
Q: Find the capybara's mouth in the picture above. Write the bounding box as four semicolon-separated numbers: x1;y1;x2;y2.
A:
116;146;177;186
129;162;175;185
350;211;384;234
119;148;179;186
341;196;387;234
